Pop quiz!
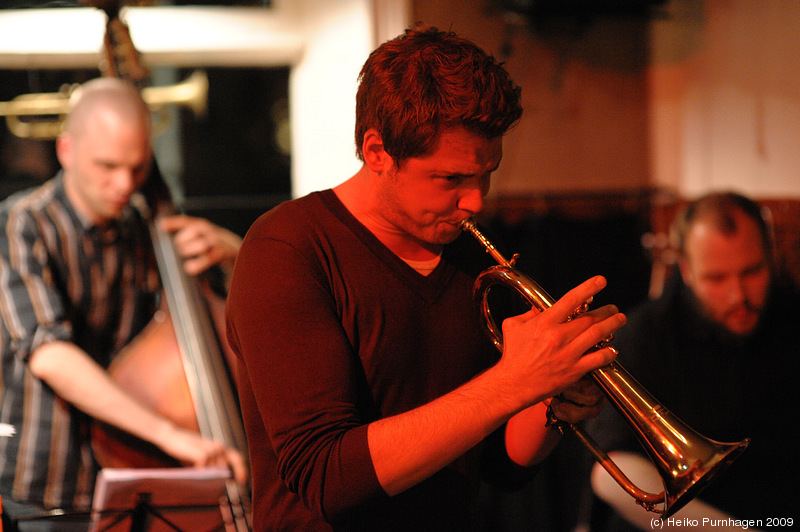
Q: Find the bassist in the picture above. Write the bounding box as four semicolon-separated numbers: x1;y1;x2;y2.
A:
0;77;247;531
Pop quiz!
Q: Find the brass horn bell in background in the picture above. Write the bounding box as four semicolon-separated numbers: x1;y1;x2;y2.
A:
460;218;750;520
0;70;208;140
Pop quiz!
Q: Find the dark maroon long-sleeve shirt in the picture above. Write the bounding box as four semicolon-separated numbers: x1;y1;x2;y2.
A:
226;190;529;530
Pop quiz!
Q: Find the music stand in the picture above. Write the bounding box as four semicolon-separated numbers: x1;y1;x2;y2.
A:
89;467;231;532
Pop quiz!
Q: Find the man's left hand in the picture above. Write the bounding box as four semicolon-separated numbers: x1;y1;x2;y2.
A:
159;215;242;276
547;376;607;424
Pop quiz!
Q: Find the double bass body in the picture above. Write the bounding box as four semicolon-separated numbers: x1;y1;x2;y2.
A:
91;198;252;530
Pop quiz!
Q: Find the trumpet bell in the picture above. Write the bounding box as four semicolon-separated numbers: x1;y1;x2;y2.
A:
142;70;209;118
592;361;750;518
658;435;749;518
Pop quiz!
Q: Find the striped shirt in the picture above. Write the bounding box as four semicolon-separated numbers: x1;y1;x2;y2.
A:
0;174;160;510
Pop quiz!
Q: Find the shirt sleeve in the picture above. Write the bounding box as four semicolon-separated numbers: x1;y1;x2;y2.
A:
1;208;73;363
226;232;383;522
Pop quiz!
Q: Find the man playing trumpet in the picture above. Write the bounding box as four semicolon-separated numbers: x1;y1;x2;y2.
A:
226;24;626;530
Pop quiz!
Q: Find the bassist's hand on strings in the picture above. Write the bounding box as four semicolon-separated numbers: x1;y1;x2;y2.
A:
159;215;243;276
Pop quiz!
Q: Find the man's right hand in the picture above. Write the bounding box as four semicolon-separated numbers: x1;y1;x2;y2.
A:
495;275;625;407
30;341;249;485
153;423;249;485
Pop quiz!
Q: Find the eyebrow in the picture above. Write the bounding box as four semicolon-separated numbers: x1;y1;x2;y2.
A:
435;156;504;178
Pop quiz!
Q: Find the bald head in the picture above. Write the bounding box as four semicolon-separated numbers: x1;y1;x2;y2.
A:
64;77;151;139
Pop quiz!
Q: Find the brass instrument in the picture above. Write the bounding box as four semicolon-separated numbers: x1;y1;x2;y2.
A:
0;70;208;139
460;218;750;519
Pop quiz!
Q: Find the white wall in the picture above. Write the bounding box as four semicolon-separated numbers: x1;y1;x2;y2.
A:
286;0;368;197
286;0;411;197
649;0;800;199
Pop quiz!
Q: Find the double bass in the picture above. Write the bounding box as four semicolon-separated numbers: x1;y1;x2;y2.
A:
84;2;252;530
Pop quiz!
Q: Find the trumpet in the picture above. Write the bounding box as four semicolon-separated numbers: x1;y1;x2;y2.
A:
0;70;208;140
460;218;749;519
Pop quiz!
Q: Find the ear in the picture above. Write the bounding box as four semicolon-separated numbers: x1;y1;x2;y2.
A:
361;128;394;173
55;134;73;170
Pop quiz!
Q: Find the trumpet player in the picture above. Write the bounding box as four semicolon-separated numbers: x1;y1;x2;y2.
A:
226;24;627;530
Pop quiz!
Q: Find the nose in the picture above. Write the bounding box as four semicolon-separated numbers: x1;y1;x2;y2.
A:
458;176;490;216
113;169;138;197
726;276;747;306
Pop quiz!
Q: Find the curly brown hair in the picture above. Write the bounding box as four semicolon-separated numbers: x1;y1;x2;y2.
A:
355;24;523;167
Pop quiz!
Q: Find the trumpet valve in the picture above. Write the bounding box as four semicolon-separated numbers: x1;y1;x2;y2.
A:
567;302;590;321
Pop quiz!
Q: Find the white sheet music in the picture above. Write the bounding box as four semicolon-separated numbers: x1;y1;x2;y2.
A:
90;467;231;532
